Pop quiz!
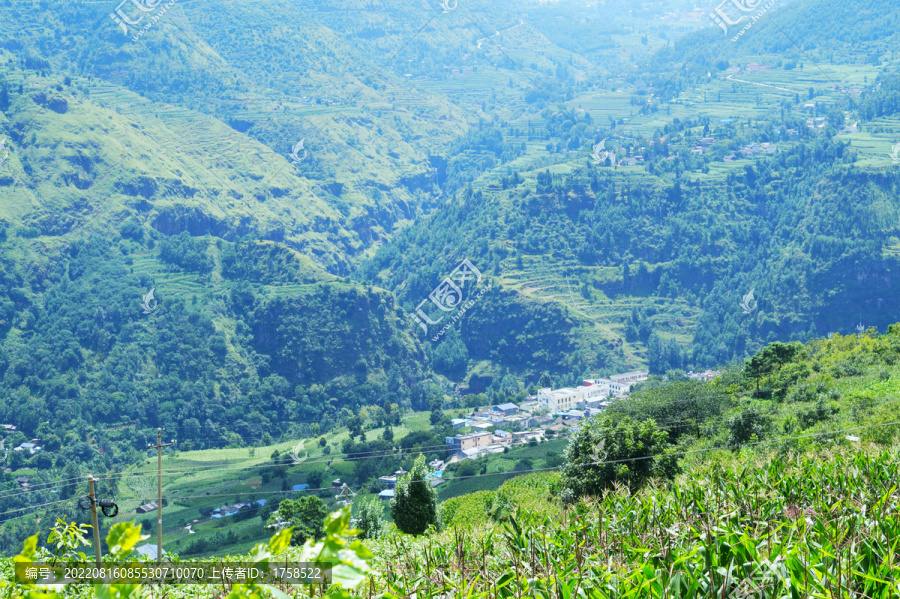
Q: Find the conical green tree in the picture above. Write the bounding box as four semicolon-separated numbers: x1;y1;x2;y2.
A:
390;454;438;535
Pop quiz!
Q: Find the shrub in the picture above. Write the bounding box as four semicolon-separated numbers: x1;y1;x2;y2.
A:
390;454;439;535
562;414;678;497
267;496;327;545
355;498;386;540
727;405;772;448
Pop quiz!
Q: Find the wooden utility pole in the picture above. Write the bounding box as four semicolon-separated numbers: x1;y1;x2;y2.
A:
87;475;102;566
149;429;174;563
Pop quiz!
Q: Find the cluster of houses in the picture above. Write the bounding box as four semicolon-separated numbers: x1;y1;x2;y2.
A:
211;499;266;518
723;142;777;162
377;468;444;500
439;372;650;463
722;64;769;74
1;424;44;455
13;439;43;454
690;137;717;156
372;372;652;496
686;370;721;382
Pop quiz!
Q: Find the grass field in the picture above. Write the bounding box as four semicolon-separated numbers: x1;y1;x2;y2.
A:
86;404;473;557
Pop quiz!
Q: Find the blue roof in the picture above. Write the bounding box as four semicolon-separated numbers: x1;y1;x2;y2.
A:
254;499;267;506
495;403;518;411
292;484;309;491
428;471;444;478
378;489;395;498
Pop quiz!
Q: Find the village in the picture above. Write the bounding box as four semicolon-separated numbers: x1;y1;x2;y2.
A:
375;370;659;501
1;369;719;508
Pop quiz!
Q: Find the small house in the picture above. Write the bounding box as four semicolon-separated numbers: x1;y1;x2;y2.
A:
494;403;518;416
136;501;158;514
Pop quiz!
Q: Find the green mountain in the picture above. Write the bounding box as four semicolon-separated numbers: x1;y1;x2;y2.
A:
2;0;900;558
357;0;900;378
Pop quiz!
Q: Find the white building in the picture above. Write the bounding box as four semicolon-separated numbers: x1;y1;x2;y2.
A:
608;371;649;384
537;387;583;412
584;378;633;397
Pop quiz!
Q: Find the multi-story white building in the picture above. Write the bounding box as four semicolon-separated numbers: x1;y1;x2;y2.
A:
538;371;646;412
608;371;649;384
583;377;635;398
537;387;583;412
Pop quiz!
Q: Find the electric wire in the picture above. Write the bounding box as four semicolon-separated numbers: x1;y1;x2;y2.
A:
3;417;899;524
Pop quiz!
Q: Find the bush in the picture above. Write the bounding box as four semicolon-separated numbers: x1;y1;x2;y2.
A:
562;414;678;497
797;399;838;430
267;496;327;545
830;356;866;378
390;455;439;535
355;498;386;540
860;400;900;445
727;406;771;448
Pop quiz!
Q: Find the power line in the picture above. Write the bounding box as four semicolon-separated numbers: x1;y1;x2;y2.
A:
5;398;900;522
0;474;88;500
0;415;890;525
0;498;74;520
132;418;900;502
3;389;896;503
0;440;456;501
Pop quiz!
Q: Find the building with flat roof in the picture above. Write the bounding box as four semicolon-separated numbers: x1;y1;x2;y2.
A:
445;431;493;452
583;378;632;397
537;388;582;412
608;371;649;384
469;420;494;431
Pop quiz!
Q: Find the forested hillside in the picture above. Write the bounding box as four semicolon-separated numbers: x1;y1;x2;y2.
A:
2;0;900;560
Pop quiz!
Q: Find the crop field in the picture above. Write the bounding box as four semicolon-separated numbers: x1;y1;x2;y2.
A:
368;447;900;598
83;404;444;559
